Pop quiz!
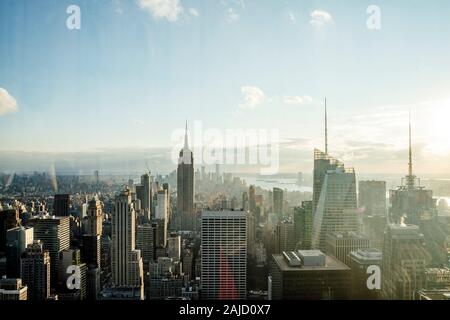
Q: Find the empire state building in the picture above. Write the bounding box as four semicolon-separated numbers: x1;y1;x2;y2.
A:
177;122;195;231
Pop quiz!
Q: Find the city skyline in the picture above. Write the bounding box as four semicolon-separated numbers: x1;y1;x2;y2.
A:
1;1;450;174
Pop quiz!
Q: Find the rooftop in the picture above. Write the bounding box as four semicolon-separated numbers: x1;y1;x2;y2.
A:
273;251;350;272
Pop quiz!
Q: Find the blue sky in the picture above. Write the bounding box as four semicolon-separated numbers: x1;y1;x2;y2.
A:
1;0;450;174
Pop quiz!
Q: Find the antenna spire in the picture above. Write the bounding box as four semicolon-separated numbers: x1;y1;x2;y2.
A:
184;120;189;149
325;98;328;155
406;110;415;189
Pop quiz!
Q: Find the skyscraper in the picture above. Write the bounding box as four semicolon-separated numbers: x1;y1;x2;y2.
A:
111;188;144;299
381;224;429;300
155;189;168;247
0;208;20;253
312;101;342;213
249;185;256;214
272;188;284;219
139;173;153;221
294;201;312;250
358;181;387;216
136;223;155;271
201;210;247;300
53;194;70;217
28;215;70;286
5;226;34;278
389;115;444;266
21;240;51;300
177;122;195;231
312;162;359;252
58;249;87;300
325;231;370;265
274;220;296;253
86;196;103;236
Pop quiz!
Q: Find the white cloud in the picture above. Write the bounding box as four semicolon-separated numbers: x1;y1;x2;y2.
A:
137;0;183;21
240;86;266;109
288;11;296;24
284;95;313;105
0;88;18;116
188;8;199;17
310;10;333;28
227;8;239;21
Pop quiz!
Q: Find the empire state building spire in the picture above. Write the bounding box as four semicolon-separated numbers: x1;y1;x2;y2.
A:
184;120;189;150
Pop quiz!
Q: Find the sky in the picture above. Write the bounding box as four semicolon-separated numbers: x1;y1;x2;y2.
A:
1;0;450;175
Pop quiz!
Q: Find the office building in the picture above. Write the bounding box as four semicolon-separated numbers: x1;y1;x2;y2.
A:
347;248;382;299
21;240;51;300
294;201;313;250
86;196;103;236
5;226;33;278
325;231;370;265
167;234;181;261
0;278;28;300
381;224;429;300
274;220;296;253
269;250;351;300
0;209;20;253
358;181;386;216
53;194;70;217
312;161;359;252
111;188;144;299
136;223;155;268
28;215;70;286
273;188;284;219
201;210;247;300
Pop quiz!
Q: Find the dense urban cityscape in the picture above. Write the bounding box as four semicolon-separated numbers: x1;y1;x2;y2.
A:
1;110;450;301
